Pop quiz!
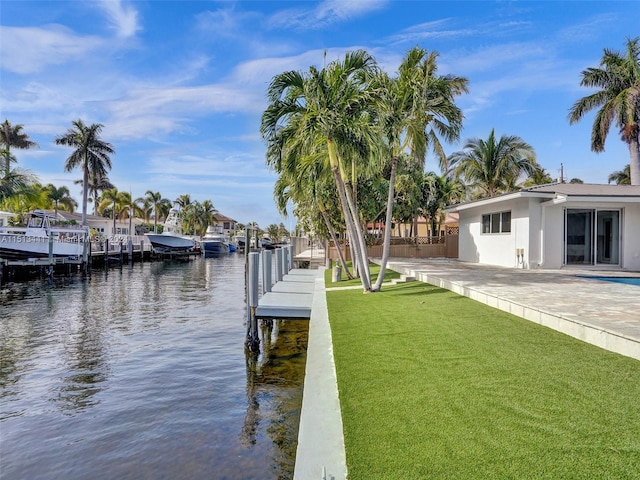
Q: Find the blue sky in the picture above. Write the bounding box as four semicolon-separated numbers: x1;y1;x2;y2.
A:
1;1;637;229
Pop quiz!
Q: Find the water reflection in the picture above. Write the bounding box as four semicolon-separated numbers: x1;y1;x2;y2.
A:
242;319;309;478
0;256;309;480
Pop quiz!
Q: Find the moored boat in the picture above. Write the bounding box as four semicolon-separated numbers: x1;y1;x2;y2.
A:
201;225;232;255
144;208;195;252
0;210;88;260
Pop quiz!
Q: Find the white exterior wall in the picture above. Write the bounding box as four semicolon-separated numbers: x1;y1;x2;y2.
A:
622;203;640;270
541;200;640;270
458;199;532;268
457;195;640;271
540;204;565;268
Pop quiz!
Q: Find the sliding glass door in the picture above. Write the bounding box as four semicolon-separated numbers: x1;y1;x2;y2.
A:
565;209;620;266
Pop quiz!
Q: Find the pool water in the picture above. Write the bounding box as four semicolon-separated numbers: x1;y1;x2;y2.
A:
586;276;640;286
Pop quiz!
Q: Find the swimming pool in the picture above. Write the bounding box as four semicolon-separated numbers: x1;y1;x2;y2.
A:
583;276;640;286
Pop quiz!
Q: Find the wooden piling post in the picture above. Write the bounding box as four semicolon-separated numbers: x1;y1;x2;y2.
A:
245;252;260;352
127;238;133;263
48;232;54;265
275;248;283;282
282;247;289;275
288;245;294;271
262;250;272;294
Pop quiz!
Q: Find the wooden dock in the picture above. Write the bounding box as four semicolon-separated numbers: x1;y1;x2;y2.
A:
255;268;319;319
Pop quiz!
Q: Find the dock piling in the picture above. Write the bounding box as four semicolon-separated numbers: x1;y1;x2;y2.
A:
245;252;260;352
275;248;283;282
262;250;272;294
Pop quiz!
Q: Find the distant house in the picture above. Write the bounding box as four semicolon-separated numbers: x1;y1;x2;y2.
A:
0;210;16;227
51;211;145;236
211;213;237;236
445;184;640;271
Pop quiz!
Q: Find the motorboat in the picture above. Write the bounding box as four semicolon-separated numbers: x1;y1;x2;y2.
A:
0;210;88;260
144;208;195;252
201;225;232;255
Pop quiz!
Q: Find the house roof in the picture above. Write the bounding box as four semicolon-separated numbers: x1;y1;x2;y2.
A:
212;213;236;223
445;183;640;212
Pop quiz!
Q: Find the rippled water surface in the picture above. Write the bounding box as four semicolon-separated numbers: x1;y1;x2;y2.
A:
0;254;308;479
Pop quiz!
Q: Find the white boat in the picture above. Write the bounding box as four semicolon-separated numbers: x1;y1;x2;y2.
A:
201;225;232;255
144;208;195;252
0;210;88;260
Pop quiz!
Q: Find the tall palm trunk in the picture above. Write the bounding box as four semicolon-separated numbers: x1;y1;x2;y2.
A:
343;179;371;288
332;165;370;290
630;138;640;185
81;155;89;226
372;155;398;291
328;139;371;290
320;209;353;279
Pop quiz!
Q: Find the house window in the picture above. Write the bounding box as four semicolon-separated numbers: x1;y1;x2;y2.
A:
482;211;511;234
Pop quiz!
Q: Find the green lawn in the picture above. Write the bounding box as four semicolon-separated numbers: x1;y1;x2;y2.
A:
324;261;401;288
327;280;640;479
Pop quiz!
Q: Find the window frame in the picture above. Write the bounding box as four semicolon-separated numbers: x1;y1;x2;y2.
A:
481;210;511;234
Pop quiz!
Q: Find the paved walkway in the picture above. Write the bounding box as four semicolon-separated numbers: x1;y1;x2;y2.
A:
374;258;640;361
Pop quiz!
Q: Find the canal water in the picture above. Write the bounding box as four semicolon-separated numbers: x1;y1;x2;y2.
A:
0;254;309;480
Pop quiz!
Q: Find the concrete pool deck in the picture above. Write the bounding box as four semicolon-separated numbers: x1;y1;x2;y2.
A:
373;258;640;361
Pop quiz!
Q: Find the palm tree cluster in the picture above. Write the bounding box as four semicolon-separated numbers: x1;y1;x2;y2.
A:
261;38;638;292
569;36;640;185
0;119;230;235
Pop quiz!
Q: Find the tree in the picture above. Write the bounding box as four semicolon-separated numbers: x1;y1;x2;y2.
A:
608;164;631;184
568;37;640;185
144;190;171;233
45;184;77;218
75;171;114;215
421;173;465;237
521;166;554;188
371;47;467;291
0;120;38;177
450;129;538;198
55;119;114;226
0;169;38;205
98;187;127;235
262;50;380;291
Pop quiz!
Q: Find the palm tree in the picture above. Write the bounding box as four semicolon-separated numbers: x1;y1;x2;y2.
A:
371;47;468;291
45;184;77;218
0;168;38;204
521;166;554;188
118;191;141;235
608;164;631;184
174;194;191;209
262;50;379;291
0;120;38;177
144;190;171;233
98;187;128;235
75;171;114;215
568;37;640;185
421;173;465;237
201;199;218;231
450;129;537;198
55;119;114;226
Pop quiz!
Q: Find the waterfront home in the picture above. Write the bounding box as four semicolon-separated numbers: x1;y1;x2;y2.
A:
445;183;640;271
0;210;15;227
210;212;237;236
50;210;146;236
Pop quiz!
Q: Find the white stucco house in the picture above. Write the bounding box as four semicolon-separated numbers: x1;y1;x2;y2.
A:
445;183;640;271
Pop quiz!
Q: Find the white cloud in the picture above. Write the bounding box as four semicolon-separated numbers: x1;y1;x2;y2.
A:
97;0;140;38
269;0;387;30
0;24;102;74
